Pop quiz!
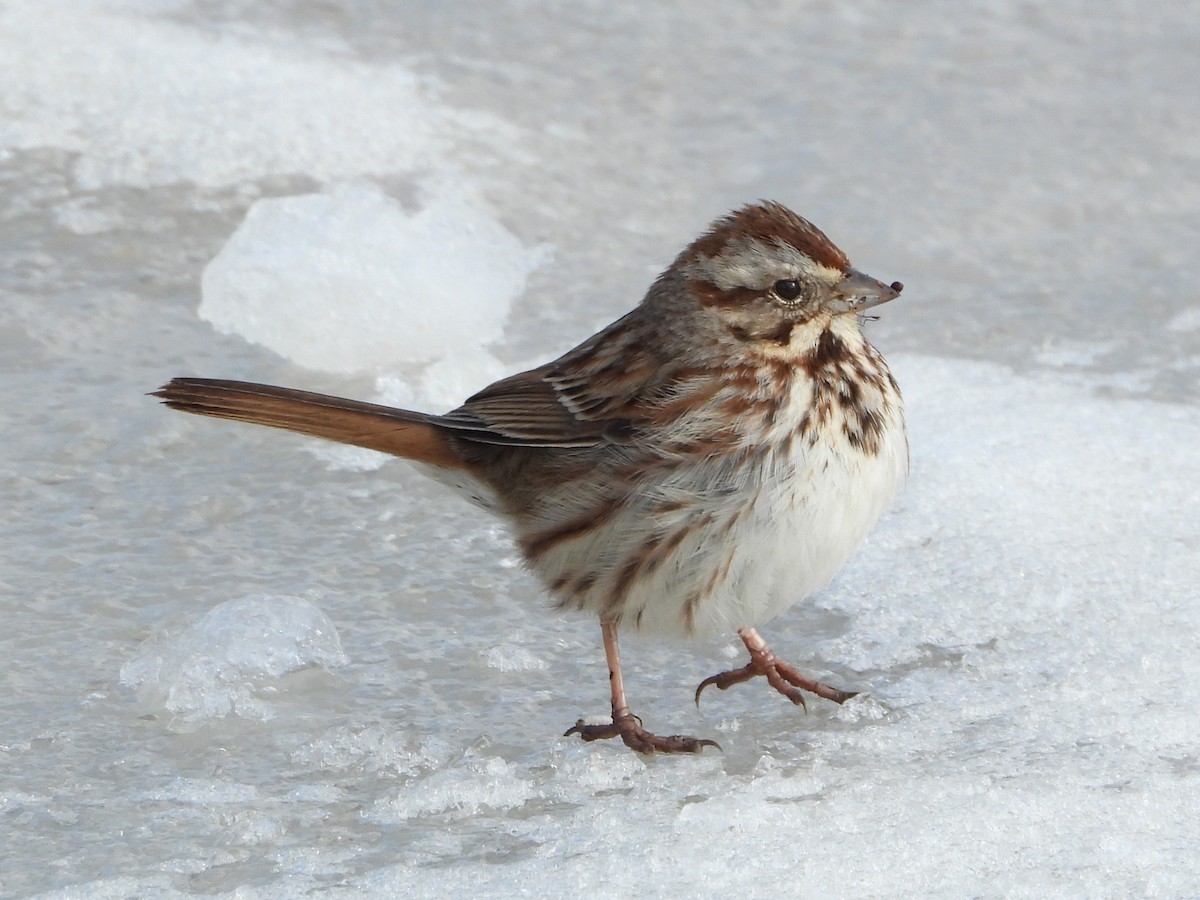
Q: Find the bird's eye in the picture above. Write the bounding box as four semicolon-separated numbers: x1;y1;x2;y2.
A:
773;279;803;302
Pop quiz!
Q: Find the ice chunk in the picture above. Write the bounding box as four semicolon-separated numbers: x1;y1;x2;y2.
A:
371;756;537;821
199;182;546;377
120;594;347;721
290;725;453;777
482;644;548;672
149;777;261;806
544;748;646;797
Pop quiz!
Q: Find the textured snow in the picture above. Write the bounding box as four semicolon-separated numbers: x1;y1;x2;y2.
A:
0;0;520;189
119;594;347;721
2;0;1199;897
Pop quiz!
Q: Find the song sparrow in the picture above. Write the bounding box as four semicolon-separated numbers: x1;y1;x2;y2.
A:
155;201;907;754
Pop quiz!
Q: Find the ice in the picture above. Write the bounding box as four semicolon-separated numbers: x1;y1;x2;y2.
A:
482;644;549;672
149;777;261;806
289;725;453;777
371;755;537;821
119;595;347;722
200;182;547;379
1168;307;1200;334
1033;338;1119;368
52;197;124;235
0;0;522;189
4;0;1200;897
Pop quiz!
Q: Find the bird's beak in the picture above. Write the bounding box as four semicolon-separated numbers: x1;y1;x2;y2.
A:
829;269;904;313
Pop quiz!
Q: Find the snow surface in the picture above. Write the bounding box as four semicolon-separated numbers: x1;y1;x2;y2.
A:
119;594;348;721
2;1;1199;897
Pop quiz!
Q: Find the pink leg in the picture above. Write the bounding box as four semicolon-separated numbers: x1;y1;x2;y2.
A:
695;627;857;708
565;622;720;754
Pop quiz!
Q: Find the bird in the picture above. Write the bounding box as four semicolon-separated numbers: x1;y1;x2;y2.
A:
154;200;907;753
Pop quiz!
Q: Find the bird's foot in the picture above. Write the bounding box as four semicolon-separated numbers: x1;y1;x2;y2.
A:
695;631;857;708
564;713;720;754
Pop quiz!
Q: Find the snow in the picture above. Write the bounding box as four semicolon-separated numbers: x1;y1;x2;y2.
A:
0;0;521;190
2;0;1199;897
119;594;347;721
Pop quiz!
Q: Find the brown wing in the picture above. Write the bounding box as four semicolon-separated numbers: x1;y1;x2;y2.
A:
440;308;672;448
437;364;610;448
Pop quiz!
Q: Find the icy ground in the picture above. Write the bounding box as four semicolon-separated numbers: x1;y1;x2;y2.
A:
2;1;1199;897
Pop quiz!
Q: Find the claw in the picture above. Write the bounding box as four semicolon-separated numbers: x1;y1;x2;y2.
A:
694;666;773;704
565;715;721;754
695;627;857;709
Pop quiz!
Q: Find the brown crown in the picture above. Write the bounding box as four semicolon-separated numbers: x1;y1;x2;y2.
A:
687;201;851;272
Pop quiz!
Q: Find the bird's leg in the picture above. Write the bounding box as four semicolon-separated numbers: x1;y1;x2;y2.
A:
565;622;720;754
694;626;857;708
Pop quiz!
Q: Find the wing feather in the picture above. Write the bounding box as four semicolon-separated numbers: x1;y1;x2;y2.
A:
439;366;607;447
439;309;673;448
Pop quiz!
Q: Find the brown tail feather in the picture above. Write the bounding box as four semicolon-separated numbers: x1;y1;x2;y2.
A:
152;378;467;468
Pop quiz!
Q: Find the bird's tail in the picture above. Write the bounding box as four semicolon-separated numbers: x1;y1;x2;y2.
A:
152;378;467;468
